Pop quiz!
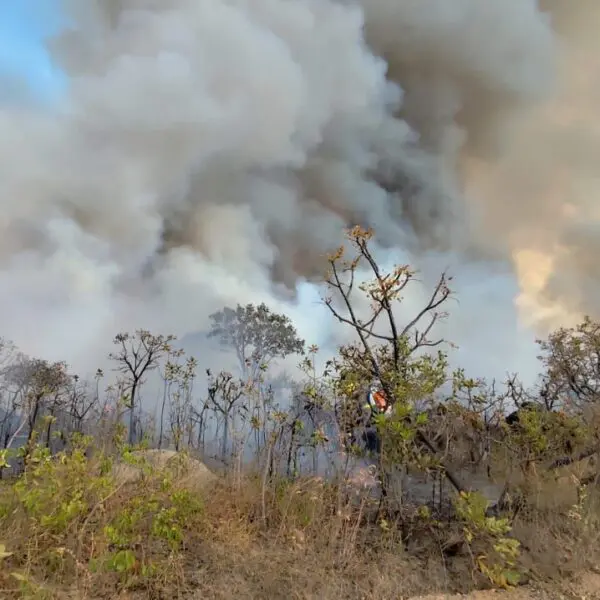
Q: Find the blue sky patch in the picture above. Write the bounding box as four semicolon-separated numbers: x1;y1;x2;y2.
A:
0;0;68;105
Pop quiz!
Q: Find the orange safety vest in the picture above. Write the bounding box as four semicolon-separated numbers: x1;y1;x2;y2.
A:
368;389;388;412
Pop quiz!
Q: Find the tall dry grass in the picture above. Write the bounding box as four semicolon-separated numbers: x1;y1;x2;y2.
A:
0;432;599;600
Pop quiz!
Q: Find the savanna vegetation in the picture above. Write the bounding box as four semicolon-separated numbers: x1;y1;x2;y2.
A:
1;226;599;599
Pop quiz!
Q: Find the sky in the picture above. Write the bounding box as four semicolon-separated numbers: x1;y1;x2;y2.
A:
0;0;66;105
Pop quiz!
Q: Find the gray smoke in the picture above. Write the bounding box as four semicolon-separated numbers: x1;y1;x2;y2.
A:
465;0;600;333
0;0;594;382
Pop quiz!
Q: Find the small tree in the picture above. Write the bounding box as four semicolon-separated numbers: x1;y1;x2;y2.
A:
208;303;305;380
0;339;21;451
9;358;71;463
205;370;244;461
322;226;466;501
296;345;336;476
64;373;100;435
158;348;185;449
190;396;210;454
537;316;600;412
209;303;304;454
168;356;197;451
109;331;175;445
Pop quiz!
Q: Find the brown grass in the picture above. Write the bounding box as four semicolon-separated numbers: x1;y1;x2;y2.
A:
1;448;599;600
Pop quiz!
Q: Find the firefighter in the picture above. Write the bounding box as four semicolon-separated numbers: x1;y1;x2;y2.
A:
361;383;391;454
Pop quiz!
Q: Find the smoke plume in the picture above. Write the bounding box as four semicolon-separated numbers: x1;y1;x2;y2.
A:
0;0;596;381
466;0;600;333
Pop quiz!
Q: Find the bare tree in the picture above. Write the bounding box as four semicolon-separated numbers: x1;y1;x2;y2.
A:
322;226;466;500
190;396;210;454
206;370;244;461
0;379;21;451
42;386;66;450
109;331;175;445
168;356;197;451
158;348;185;449
64;373;101;434
0;344;25;440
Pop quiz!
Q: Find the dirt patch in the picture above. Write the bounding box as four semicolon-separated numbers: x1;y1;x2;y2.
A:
412;572;600;600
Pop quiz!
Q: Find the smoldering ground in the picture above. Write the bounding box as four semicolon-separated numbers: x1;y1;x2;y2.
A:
0;0;597;383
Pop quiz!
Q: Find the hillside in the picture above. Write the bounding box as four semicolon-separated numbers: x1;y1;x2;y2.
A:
1;231;600;599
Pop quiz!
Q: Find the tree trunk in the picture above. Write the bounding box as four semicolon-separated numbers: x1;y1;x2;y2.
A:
128;382;138;445
158;380;168;449
45;414;54;450
221;414;229;461
286;425;296;478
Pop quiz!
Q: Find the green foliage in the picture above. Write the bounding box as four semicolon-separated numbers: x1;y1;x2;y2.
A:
506;406;587;464
0;449;10;470
103;485;203;573
455;491;521;588
12;436;112;536
105;549;136;574
331;335;449;470
99;462;204;581
0;437;205;595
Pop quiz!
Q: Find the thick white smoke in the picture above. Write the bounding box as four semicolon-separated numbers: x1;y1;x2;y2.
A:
0;0;595;385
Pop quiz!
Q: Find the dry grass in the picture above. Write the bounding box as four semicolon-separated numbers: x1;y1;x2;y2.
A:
189;477;438;599
1;445;599;600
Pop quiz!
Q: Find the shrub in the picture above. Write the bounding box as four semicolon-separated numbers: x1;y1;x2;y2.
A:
0;438;205;598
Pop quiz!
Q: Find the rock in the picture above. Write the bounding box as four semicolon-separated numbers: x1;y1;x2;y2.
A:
112;449;217;491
